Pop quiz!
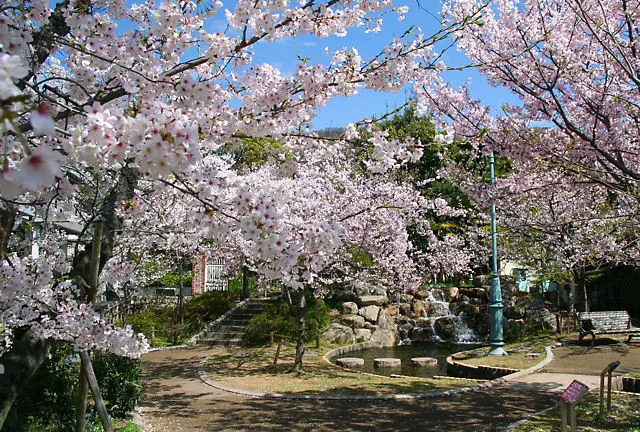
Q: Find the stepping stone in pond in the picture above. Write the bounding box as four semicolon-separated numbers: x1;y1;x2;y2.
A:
335;357;365;367
411;357;438;368
374;358;401;368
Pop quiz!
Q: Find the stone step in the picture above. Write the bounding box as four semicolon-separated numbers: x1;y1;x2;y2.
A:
242;305;269;312
195;297;279;347
197;338;243;347
224;318;254;325
205;327;246;335
203;331;245;340
213;325;246;332
229;312;257;319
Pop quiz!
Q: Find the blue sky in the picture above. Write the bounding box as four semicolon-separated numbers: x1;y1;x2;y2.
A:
241;2;520;130
103;0;518;130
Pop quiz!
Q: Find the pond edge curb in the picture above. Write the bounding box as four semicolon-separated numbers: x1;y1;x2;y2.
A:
196;344;555;401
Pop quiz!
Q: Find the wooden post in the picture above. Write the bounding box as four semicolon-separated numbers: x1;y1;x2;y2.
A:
561;402;578;432
599;373;605;416
270;331;274;348
570;403;577;431
75;373;88;432
599;361;620;417
273;339;284;367
80;351;113;432
607;372;613;410
151;326;156;347
316;334;321;351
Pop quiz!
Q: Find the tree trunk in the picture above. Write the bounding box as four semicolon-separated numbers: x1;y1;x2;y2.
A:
569;279;576;313
2;168;139;427
76;220;112;432
242;265;250;299
0;331;51;430
0;205;16;261
291;285;308;372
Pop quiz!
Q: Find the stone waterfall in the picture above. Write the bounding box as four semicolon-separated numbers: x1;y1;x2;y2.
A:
323;279;492;346
393;287;487;344
323;275;559;346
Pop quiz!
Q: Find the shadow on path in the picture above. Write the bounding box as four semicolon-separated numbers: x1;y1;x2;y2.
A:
138;340;640;432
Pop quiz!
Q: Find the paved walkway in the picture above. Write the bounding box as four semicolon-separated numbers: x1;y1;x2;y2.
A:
136;338;640;432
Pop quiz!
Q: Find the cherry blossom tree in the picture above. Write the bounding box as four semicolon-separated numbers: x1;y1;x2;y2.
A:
118;135;471;369
0;0;487;421
444;155;640;309
420;0;640;195
424;0;640;190
414;0;640;298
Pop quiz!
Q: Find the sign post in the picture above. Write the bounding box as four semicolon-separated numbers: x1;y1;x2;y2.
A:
560;380;589;432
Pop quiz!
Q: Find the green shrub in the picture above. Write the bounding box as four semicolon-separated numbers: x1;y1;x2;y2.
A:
148;271;192;288
227;271;257;297
92;351;142;418
125;291;239;346
3;342;78;431
126;307;173;336
245;294;330;346
4;343;142;431
183;291;237;333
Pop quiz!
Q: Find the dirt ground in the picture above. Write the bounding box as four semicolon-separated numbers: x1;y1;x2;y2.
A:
136;336;640;432
545;335;640;375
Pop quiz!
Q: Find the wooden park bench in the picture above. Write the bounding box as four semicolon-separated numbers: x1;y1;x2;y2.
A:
577;311;640;343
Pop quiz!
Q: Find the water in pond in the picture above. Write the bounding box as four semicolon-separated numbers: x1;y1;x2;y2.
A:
331;344;481;378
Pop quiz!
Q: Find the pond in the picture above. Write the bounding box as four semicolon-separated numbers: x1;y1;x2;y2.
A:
330;343;482;378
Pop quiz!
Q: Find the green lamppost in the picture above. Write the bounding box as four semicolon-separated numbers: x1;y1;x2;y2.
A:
488;153;507;356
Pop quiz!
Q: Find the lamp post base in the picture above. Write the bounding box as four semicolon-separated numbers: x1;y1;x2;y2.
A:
488;345;508;356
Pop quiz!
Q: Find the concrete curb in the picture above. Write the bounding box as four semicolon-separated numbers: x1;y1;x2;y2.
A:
196;344;555;401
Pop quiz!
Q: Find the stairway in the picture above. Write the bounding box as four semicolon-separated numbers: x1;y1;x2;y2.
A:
197;297;274;347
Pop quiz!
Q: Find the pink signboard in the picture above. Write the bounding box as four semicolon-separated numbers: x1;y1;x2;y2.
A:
560;380;589;403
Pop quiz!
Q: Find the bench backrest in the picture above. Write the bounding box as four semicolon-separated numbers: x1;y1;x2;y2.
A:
577;311;631;331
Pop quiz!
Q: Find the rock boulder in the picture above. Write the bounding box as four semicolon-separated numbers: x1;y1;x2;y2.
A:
414;290;430;300
354;328;372;341
342;301;359;315
359;305;380;322
370;329;397;346
411;357;438;368
443;287;460;302
425;301;449;317
430;288;446;301
322;323;355;345
336;357;365;367
412;300;427;317
410;326;435;342
377;310;396;330
434;316;456;342
357;295;388;306
374;358;401;368
341;314;365;327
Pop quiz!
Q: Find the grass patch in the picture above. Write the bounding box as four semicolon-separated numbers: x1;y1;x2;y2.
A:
204;345;481;396
511;392;640;431
114;420;143;431
451;335;561;370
